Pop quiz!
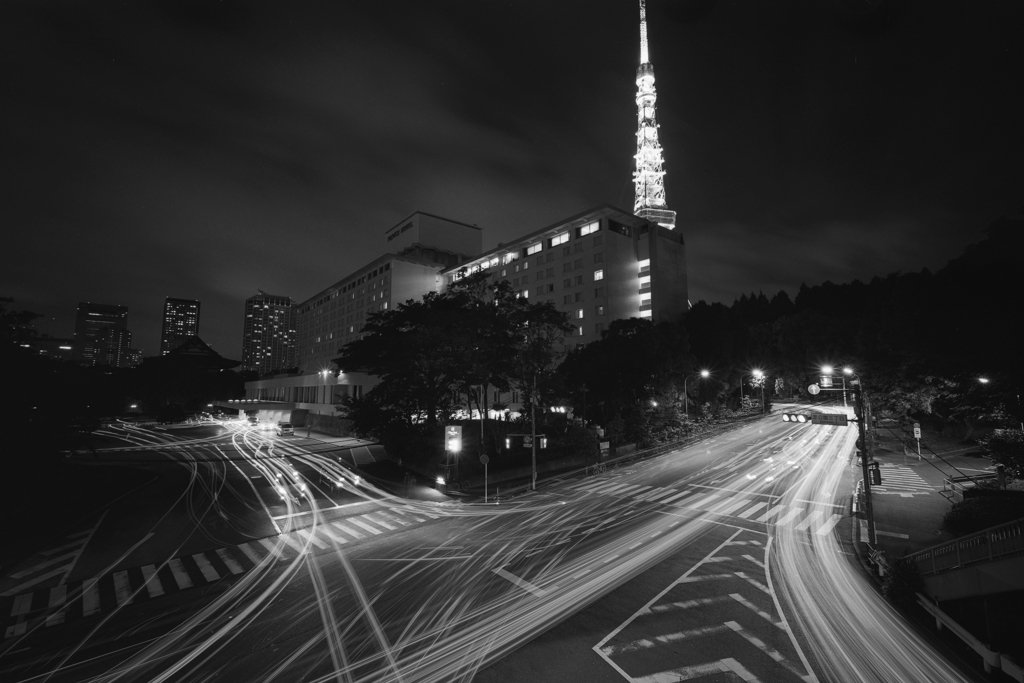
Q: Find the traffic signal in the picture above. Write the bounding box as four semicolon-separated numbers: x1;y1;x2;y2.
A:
781;413;809;423
868;462;882;486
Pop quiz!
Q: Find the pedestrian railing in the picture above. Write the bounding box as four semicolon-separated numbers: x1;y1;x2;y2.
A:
907;517;1024;576
941;473;998;503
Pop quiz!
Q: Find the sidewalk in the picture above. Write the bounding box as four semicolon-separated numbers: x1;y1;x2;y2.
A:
866;435;996;560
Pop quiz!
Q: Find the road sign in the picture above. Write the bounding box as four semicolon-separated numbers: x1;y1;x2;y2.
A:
523;435;533;448
810;413;848;426
479;454;489;465
913;422;921;439
446;425;462;452
807;384;821;395
820;376;833;388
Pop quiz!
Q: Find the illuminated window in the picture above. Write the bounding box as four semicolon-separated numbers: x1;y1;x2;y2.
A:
526;243;542;256
594;269;604;281
577;221;600;237
549;232;569;247
638;258;651;273
523;261;529;270
576;309;584;319
639;275;651;289
489;257;500;268
639;310;652;318
595;305;605;316
578;325;584;336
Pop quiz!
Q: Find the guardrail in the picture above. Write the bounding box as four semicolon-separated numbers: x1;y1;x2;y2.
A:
917;593;1023;679
907;517;1024;576
941;473;998;503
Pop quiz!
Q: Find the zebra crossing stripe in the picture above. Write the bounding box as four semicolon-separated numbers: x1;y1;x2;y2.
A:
756;505;786;523
640;489;676;502
332;521;366;540
377;511;411;526
707;497;742;513
192;554;220;582
237;542;265;565
716;499;753;516
316;525;349;545
258;538;285;560
141;564;164;597
687;494;720;510
169;558;194;589
216;548;245;575
113;571;133;606
816;514;844;536
82;578;101;616
794;510;823;531
774;508;805;527
11;593;32;617
364;514;397;531
389;507;425;523
737;502;767;518
349;518;384;535
661;490;692;505
46;585;66;626
278;534;305;554
296;529;329;550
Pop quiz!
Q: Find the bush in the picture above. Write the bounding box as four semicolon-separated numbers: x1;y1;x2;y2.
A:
942;496;1024;536
882;557;923;609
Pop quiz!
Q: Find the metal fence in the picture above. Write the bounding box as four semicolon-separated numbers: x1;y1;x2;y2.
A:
908;517;1024;576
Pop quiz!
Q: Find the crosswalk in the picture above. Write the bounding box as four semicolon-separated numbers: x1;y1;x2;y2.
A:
873;464;933;497
569;479;845;537
0;520;102;598
2;505;443;639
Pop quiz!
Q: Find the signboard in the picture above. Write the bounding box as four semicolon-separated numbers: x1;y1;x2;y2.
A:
913;422;921;439
479;454;489;465
445;425;462;452
807;384;821;395
810;413;849;426
523;435;533;448
820;376;833;388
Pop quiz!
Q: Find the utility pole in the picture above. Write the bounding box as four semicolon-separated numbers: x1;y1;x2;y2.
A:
531;374;538;491
854;382;877;545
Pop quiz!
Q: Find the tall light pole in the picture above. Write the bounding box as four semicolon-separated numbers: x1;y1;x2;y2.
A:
848;371;876;545
683;370;710;420
821;365;851;408
752;369;765;414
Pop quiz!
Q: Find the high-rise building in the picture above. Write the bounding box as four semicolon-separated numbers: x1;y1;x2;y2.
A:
633;0;676;229
73;302;130;367
242;291;298;374
160;297;201;355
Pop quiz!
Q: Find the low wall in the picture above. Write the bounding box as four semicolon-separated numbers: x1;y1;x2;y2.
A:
303;412;354;437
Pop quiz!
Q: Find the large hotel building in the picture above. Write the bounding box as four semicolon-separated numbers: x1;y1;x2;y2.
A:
242;204;687;422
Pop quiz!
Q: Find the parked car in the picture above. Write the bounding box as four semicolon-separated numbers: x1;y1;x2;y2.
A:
276;422;294;436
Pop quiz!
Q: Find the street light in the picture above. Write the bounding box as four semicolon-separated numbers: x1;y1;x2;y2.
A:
752;369;766;414
821;365;851;408
683;370;710;420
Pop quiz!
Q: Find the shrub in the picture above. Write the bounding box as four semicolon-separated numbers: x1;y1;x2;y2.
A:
942;496;1024;536
882;557;923;609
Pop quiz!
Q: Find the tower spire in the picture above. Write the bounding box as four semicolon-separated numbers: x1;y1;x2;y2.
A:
633;0;676;229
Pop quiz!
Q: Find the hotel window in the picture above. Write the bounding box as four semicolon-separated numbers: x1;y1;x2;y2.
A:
577;221;600;237
594;252;604;263
563;263;572;274
513;278;520;286
595;322;605;335
593;235;603;246
594;269;604;281
526;243;542;256
547;252;555;263
514;264;520;273
563;278;571;288
523;261;529;270
546;268;554;278
549;232;569;247
536;286;544;296
501;269;507;277
575;292;583;302
547;283;555;293
576;309;584;319
574;259;583;270
575;275;583;285
537;272;543;282
638;258;651;273
536;256;544;266
578;325;584;336
563;295;572;304
562;246;572;257
595;305;605;316
595;287;604;298
574;242;584;253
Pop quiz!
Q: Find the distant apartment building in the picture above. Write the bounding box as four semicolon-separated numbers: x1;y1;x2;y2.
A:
240;206;687;422
242;291;298;374
160;297;201;355
73;302;132;367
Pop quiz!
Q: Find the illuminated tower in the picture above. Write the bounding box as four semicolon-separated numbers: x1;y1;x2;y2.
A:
633;0;676;229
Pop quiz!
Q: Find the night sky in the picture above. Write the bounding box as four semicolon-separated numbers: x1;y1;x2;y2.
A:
2;0;1021;359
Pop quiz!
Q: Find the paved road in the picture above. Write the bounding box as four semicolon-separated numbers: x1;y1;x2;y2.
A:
0;414;979;682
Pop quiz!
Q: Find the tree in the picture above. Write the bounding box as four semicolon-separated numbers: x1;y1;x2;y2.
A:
978;429;1024;479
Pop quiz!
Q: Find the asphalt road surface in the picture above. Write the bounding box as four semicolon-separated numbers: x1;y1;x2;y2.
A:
0;413;978;682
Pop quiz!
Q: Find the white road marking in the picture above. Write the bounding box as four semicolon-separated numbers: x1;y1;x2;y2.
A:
332;521;366;540
82;578;101;616
316;525;349;545
775;508;805;527
492;567;547;597
236;542;264;565
349;518;384;535
216;548;245;574
756;505;786;523
600;624;730;656
11;593;32;617
257;538;285;560
113;570;133;606
0;567;67;597
10;551;78;579
634;658;759;683
686;494;720;510
661;490;692;504
795;510;823;531
816;514;844;536
737;502;768;519
46;585;66;626
363;514;397;531
141;565;164;597
296;529;329;550
278;534;306;554
168;558;194;589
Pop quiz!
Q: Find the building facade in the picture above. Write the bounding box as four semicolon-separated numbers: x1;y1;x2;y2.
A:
242;206;686;422
73;302;131;367
160;297;201;355
242;291;298;374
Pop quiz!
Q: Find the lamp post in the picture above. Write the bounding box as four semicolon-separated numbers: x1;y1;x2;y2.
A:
847;371;877;546
821;365;851;408
683;370;710;420
752;369;765;414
